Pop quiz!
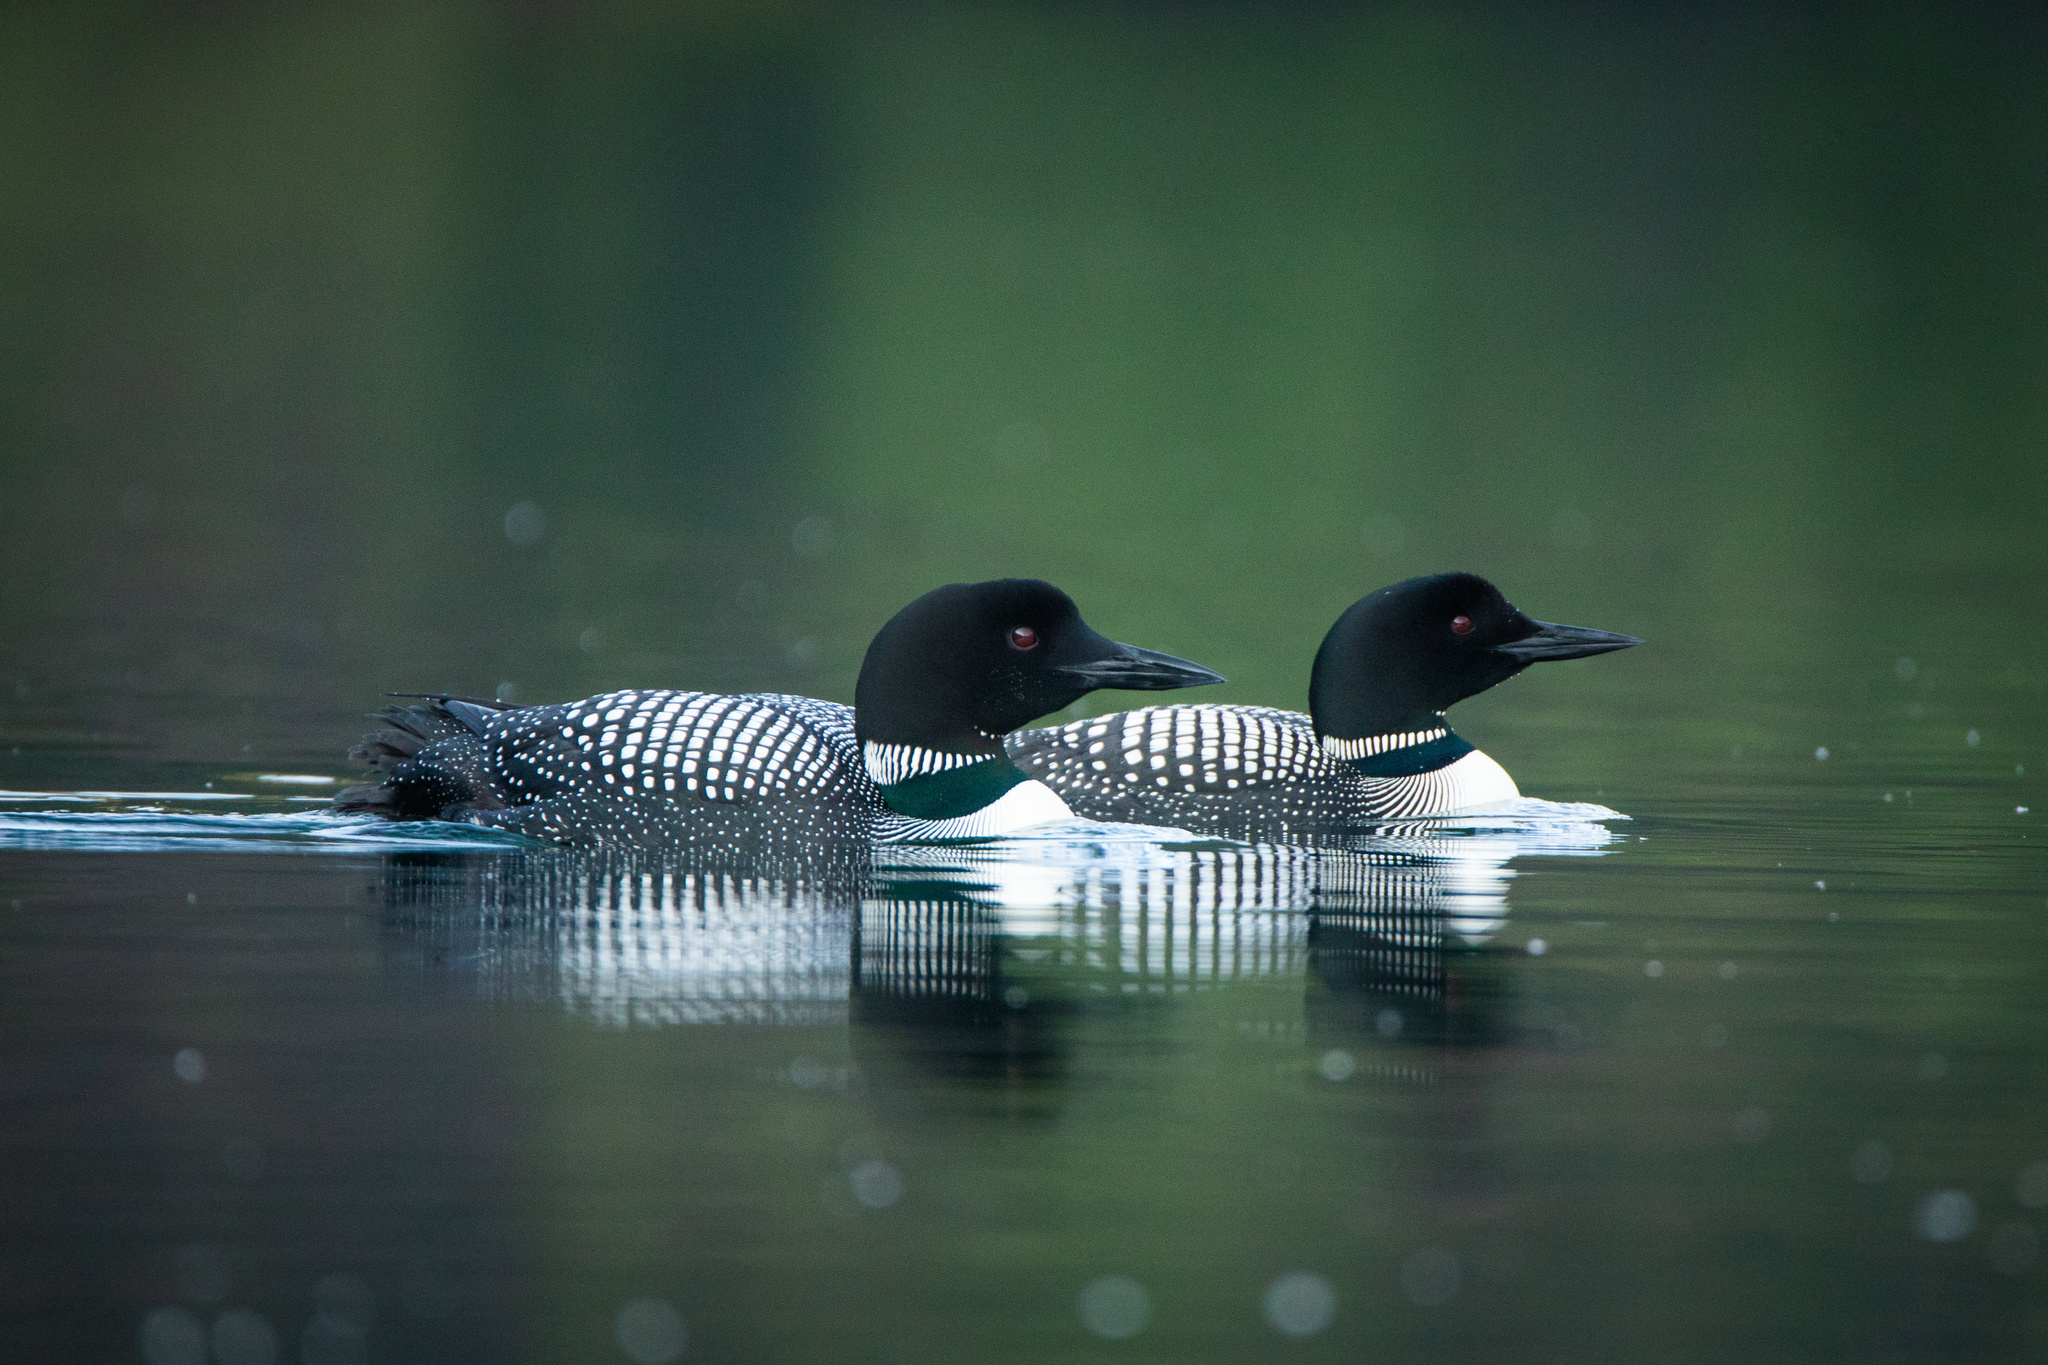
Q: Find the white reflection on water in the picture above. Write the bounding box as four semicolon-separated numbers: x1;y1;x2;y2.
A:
545;866;854;1028
365;800;1625;1028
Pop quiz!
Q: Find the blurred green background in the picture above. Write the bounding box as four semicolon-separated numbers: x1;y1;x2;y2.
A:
2;0;2043;780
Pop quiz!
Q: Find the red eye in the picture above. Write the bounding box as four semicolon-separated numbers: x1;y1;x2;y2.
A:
1450;615;1474;636
1010;625;1039;650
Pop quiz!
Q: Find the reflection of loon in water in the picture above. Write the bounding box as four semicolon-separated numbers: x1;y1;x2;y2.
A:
373;814;1619;1036
379;851;863;1027
1304;835;1534;1065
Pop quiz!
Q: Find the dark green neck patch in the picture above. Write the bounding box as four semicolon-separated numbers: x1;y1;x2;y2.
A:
1343;730;1475;778
878;757;1032;819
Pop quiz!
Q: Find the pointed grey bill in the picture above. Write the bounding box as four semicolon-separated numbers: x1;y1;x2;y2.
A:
1495;620;1644;663
1057;643;1228;691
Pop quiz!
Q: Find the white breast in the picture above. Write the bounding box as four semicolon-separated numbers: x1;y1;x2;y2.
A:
1425;749;1520;812
874;778;1074;842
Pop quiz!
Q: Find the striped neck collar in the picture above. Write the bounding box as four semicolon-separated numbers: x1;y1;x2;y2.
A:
1320;723;1475;778
864;741;1030;819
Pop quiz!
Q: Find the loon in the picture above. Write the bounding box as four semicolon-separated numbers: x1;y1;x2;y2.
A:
334;578;1223;852
1004;572;1640;837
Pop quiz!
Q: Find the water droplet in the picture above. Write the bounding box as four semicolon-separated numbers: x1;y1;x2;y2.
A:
1895;657;1918;682
1003;985;1029;1010
1966;729;1981;747
787;637;819;668
1525;938;1547;956
1374;1008;1403;1038
1913;1190;1977;1242
615;1298;687;1364
578;627;604;654
494;681;518;703
1077;1275;1150;1339
1718;961;1738;980
1644;960;1664;978
1317;1049;1356;1082
1814;746;1829;761
1265;1271;1338;1332
1814;880;1826;891
173;1048;206;1083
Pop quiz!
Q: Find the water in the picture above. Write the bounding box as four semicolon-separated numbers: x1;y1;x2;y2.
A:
3;730;2043;1362
5;4;2047;1360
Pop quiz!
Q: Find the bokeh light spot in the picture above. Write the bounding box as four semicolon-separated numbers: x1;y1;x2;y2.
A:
850;1159;903;1209
1914;1190;1978;1242
1317;1049;1355;1082
791;516;832;558
503;501;546;547
1264;1271;1337;1333
141;1306;205;1365
615;1298;687;1364
1077;1275;1150;1339
173;1048;206;1083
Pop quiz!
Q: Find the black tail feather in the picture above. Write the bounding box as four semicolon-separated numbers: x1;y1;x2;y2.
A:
338;699;503;821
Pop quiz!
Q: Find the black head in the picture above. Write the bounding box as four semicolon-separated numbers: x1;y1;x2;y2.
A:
854;579;1226;752
1308;573;1641;740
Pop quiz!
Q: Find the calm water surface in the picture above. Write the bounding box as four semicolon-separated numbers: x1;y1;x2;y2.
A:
3;687;2042;1364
